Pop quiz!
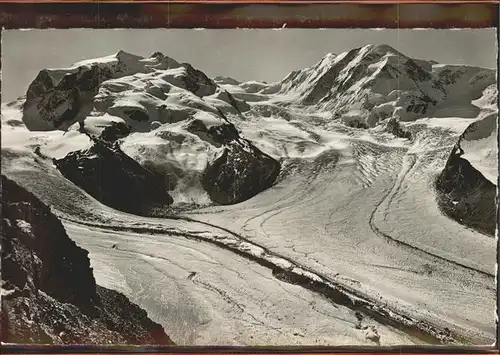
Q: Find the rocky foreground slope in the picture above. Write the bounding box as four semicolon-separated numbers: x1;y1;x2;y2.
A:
1;175;174;344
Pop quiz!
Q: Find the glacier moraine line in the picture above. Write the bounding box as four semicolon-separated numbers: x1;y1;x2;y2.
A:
60;215;466;345
367;152;494;279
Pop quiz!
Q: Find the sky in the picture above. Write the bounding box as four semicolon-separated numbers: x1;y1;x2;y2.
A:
1;28;497;103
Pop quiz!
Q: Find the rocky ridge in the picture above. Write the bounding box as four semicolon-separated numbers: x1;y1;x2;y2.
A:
1;175;175;344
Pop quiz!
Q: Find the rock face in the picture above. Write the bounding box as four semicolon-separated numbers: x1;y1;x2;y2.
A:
436;120;497;236
1;175;174;344
180;63;218;97
384;117;412;139
100;121;132;142
184;112;281;205
203;140;281;205
53;138;173;216
185;115;240;147
23;65;115;131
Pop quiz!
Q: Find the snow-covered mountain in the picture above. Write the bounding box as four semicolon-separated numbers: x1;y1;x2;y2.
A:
222;44;495;126
19;50;277;209
1;44;497;346
23;50;250;132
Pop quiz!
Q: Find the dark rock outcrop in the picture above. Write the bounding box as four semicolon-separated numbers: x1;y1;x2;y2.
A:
1;176;98;314
1;175;174;344
202;140;281;205
405;94;437;115
100;121;132;142
180;63;218;97
404;59;432;82
185;118;240;147
185;112;281;205
23;65;115;131
435;144;496;236
384;117;412;139
53;138;173;216
124;108;150;122
345;119;369;129
186;108;281;205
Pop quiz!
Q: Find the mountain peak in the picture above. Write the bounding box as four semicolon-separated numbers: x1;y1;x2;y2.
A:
322;52;337;61
114;50;144;62
362;44;403;57
150;51;165;59
214;76;241;85
315;52;338;68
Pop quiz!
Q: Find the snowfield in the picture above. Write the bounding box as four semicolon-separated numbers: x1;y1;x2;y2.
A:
1;44;497;346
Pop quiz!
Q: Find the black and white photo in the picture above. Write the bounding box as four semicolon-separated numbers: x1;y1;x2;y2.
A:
1;28;497;346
